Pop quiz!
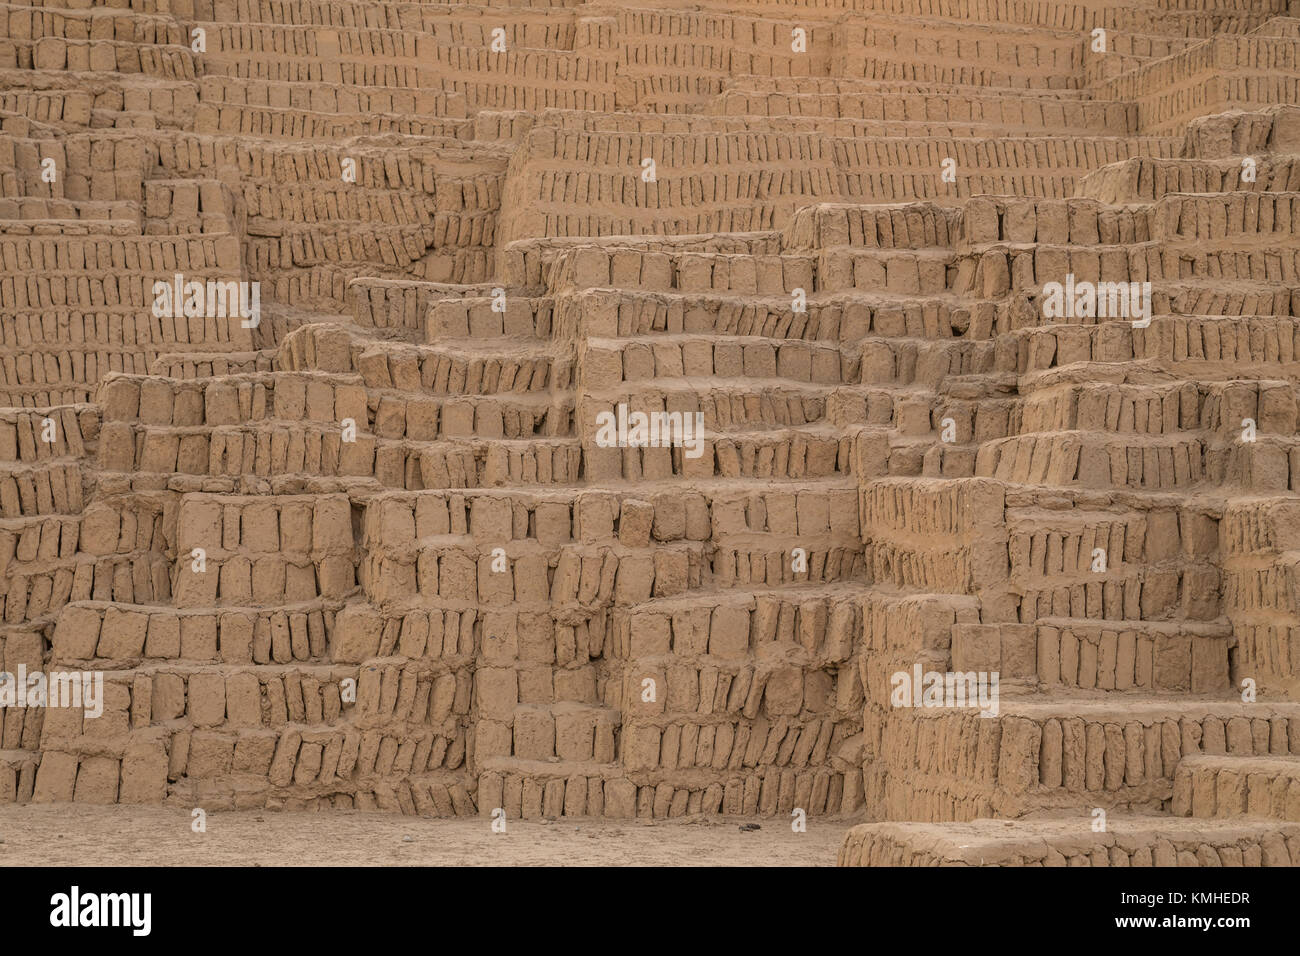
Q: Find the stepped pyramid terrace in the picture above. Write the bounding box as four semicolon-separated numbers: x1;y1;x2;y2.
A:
2;0;1300;868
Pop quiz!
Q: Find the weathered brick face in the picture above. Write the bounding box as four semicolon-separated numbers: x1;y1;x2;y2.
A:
3;0;1300;865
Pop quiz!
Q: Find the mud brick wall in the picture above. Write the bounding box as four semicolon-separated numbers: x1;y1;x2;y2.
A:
0;231;255;405
1098;35;1300;134
866;699;1300;822
1222;500;1300;697
839;819;1300;865
8;0;1300;849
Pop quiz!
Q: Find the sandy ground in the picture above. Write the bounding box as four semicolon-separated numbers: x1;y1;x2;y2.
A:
0;805;849;866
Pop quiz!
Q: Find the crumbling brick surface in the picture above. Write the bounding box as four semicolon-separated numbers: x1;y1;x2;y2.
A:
3;0;1300;865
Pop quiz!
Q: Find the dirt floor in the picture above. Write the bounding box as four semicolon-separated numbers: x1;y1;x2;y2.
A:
0;805;849;866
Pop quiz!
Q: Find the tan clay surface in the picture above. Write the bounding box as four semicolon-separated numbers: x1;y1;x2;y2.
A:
0;804;843;865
